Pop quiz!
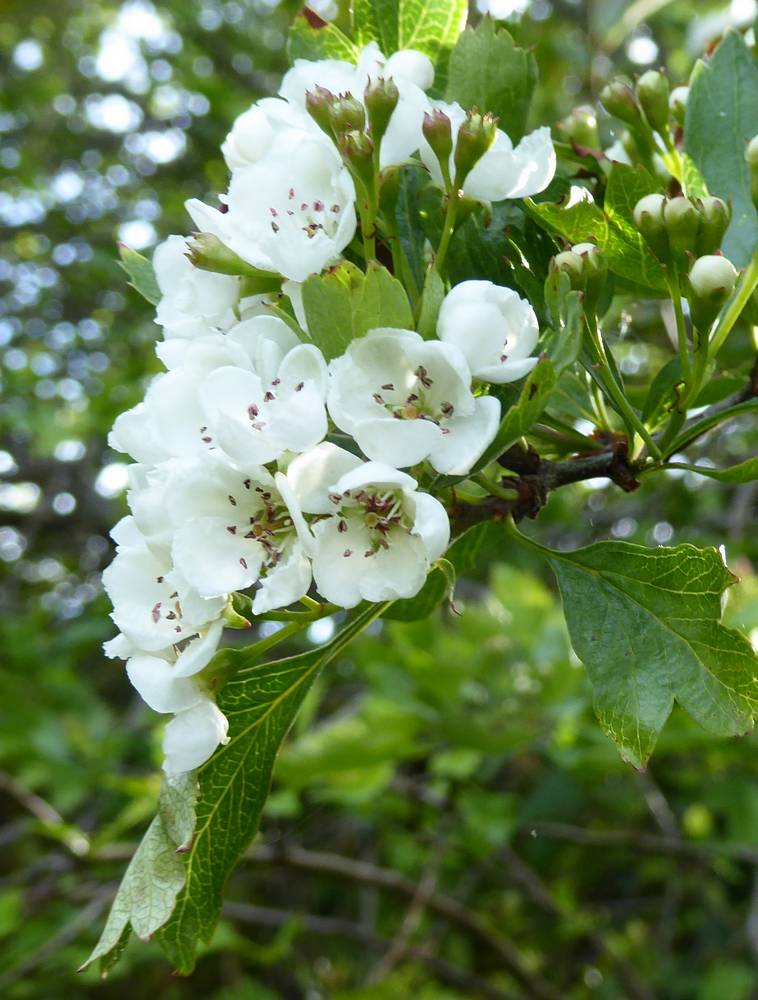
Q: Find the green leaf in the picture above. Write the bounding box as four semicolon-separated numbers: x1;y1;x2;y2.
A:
664;458;758;483
528;172;668;293
641;357;685;426
399;0;468;92
445;17;537;142
476;357;558;471
81;774;196;973
154;603;388;972
301;261;413;360
351;0;399;51
395;166;440;296
287;15;359;62
416;266;445;339
542;270;583;374
549;541;758;768
118;244;160;306
686;29;758;267
681;153;709;200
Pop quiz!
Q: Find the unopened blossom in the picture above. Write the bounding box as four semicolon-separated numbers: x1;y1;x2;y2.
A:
327;328;501;475
186;131;356;283
419;100;556;202
153;235;240;340
164;456;312;613
437;281;539;383
286;443;450;608
280;41;434;168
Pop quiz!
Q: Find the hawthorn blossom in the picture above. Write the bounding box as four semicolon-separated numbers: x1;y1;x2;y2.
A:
280;41;435;168
186;129;356;283
286;443;450;608
163;455;312;613
436;280;539;383
327;328;501;475
419;100;556;202
153;235;240;340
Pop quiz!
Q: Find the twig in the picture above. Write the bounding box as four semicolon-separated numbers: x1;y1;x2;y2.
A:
248;843;562;1000
223;901;522;1000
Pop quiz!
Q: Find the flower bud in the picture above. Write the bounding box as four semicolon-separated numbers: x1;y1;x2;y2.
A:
687;254;738;329
746;135;758;207
454;109;498;186
551;250;584;288
552;244;607;312
186;232;282;289
669;86;688;127
338;129;376;191
305;85;336;135
696;196;730;255
327;93;366;136
636;70;670;133
633;193;669;259
422;110;454;186
663;196;701;258
364;76;399;147
600;78;644;128
560;106;600;149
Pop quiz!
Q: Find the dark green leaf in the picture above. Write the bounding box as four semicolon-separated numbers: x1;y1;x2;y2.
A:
550;541;758;768
542;270;583;374
301;261;413;360
686;30;758;267
641;357;685;425
416;266;445;339
118;244;160;306
665;458;758;483
445;17;537;142
154;603;389;972
395;166;438;296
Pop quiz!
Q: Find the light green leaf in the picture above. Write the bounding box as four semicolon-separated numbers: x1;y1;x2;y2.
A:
476;357;558;471
158;772;197;852
681;153;709;200
396;0;468;92
118;244;160;306
686;29;758;266
664;458;758;483
287;15;359;62
301;261;413;360
351;0;398;51
416;266;445;339
445;17;537;141
154;603;389;972
549;541;758;768
542;269;583;374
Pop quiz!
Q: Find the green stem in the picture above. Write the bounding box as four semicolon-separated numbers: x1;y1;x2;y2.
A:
474;472;518;502
435;191;460;274
708;249;758;360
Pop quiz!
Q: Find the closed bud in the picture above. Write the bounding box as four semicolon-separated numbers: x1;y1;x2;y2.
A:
422;110;454;185
687;254;738;329
186;233;282;288
746;135;758;207
305;85;336;135
560;106;600;149
669;86;688;127
364;76;399;147
327;93;366;136
454;109;498;186
636;69;670;133
338;129;375;190
663;196;700;257
633;193;669;259
600;78;644;128
552;244;607;312
551;250;585;289
696;196;730;255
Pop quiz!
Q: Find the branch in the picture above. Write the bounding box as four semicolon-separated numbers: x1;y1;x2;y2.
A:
452;435;640;531
248;844;562;1000
223;900;521;1000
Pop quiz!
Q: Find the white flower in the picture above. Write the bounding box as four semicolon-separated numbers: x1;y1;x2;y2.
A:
286;443;450;608
279;42;434;168
436;281;539;383
327;328;501;475
102;518;226;653
186;132;356;283
163;455;312;613
220;97;319;172
420;100;556;202
153;235;240;339
163;700;230;775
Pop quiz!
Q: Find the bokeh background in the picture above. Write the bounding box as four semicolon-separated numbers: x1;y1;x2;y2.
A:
1;1;758;997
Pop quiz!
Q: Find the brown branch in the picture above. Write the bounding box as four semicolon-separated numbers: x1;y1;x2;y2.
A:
248;844;562;1000
223;900;521;1000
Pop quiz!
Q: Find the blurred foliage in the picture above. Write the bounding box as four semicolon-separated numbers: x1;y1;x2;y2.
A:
1;0;757;997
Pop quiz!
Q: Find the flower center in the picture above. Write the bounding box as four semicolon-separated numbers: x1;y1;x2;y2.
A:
332;487;412;557
268;187;342;241
371;366;454;426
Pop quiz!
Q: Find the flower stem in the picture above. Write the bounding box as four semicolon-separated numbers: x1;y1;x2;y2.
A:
708;248;758;360
666;269;692;385
435;190;460;274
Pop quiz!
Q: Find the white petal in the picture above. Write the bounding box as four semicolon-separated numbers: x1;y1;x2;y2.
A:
384;50;435;91
465;126;556;202
353;415;442;468
127;655;204;714
173;619;225;678
335;462;417;494
311;517;373;609
478;356;539;384
430;395;501;475
162;700;229;774
103;633;136;660
286;443;362;514
410;492;450;564
252;542;312;614
360;532;430;602
172;516;265;597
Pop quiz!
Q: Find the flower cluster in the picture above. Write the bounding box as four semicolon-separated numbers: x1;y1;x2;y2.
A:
103;41;554;774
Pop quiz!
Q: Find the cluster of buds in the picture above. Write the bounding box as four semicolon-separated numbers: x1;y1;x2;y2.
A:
422;106;498;191
551;242;608;314
600;71;678;138
633;193;731;264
